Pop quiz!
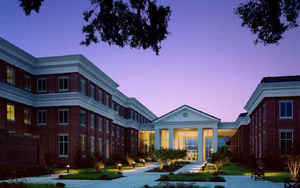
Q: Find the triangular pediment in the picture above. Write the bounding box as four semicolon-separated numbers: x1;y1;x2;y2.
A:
154;105;220;123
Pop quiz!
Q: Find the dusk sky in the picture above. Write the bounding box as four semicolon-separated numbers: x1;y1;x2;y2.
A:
1;0;299;121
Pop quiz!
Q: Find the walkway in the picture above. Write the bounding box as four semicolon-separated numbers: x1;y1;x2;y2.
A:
174;162;202;174
2;163;285;188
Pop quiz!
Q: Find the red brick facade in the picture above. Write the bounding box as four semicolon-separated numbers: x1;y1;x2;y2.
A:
0;56;150;167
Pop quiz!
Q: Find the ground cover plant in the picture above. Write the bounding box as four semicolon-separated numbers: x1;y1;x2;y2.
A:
157;173;225;182
0;182;57;188
148;161;189;173
142;184;225;188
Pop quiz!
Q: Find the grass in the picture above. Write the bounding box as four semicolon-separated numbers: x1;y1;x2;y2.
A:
27;184;57;188
201;163;292;182
142;184;211;188
264;171;291;182
158;173;225;182
60;170;123;180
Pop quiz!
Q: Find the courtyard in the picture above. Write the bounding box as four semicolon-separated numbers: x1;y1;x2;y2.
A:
1;163;288;188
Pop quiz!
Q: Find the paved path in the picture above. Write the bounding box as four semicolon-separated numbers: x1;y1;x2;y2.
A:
174;162;202;174
2;163;285;188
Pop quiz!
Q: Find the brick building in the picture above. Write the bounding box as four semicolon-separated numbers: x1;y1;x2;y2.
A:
232;76;300;168
0;37;157;166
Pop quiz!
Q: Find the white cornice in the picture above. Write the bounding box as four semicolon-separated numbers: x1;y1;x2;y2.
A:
244;81;300;115
128;98;157;120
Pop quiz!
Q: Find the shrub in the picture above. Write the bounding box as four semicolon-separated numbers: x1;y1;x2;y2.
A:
94;161;105;172
56;182;65;187
127;155;135;166
215;186;225;188
287;154;300;181
152;149;186;169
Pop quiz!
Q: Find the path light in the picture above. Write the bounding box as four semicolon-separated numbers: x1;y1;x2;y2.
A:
132;161;136;168
117;163;122;170
66;164;70;173
141;159;146;166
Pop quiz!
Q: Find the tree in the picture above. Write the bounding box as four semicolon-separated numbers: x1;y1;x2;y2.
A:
18;0;171;55
18;0;300;53
236;0;300;45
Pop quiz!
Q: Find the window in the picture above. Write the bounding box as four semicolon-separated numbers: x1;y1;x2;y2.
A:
89;84;95;99
98;117;103;132
98;138;103;154
58;76;69;92
37;110;47;125
24;132;32;137
58;109;69;125
279;101;293;119
90;114;94;128
24;75;32;91
90;136;95;154
279;130;293;155
24;108;32;125
6;66;15;85
112;126;115;137
80;79;86;95
8;130;16;136
98;89;103;103
80;110;86;126
7;103;15;121
106;95;110;106
37;78;47;92
105;120;110;134
58;134;68;157
103;93;106;104
80;135;86;154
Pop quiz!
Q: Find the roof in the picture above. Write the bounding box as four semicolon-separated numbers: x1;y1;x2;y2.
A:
153;105;220;123
261;75;300;83
238;113;248;117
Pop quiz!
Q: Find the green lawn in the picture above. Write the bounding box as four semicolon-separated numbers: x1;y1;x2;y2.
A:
200;163;291;182
54;163;145;174
27;184;57;188
60;169;123;180
142;184;210;188
264;171;291;182
158;173;225;182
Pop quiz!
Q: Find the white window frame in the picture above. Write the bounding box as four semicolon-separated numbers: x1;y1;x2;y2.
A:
58;76;69;92
58;109;69;125
89;84;95;99
90;114;95;128
98;138;103;154
6;66;15;85
37;110;47;126
58;133;69;158
80;79;86;96
279;100;293;119
7;103;15;121
24;108;32;125
80;110;86;127
98;117;103;132
279;129;293;155
37;78;47;93
90;136;95;154
24;74;32;91
80;134;86;157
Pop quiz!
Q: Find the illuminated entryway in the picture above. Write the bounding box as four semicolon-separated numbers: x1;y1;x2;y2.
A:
152;105;232;163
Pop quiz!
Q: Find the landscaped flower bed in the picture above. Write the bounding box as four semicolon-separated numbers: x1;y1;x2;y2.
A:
0;182;57;188
59;170;123;180
157;173;225;182
148;162;189;173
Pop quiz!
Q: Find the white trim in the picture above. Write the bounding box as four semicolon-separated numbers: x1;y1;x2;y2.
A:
245;81;300;114
279;100;293;120
58;133;69;158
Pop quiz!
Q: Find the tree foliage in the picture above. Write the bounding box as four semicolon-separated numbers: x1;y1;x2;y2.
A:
236;0;300;45
152;148;186;169
18;0;171;55
17;0;300;53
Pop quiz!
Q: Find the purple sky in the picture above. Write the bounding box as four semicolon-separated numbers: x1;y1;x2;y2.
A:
1;0;299;121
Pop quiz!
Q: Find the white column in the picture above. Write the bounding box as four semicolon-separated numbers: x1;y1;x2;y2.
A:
198;128;203;163
154;128;160;150
213;127;218;153
169;128;174;149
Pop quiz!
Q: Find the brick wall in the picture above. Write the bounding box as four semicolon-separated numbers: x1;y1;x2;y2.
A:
0;129;44;168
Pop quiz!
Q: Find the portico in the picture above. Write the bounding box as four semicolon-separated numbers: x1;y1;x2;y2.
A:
153;105;224;163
